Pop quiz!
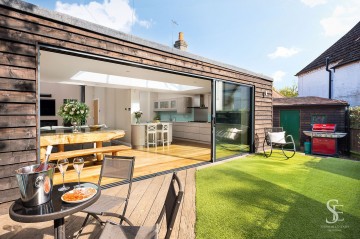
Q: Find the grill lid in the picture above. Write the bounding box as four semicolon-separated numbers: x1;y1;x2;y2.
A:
312;124;336;132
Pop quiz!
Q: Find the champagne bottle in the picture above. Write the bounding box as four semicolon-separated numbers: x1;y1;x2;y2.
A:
34;145;53;172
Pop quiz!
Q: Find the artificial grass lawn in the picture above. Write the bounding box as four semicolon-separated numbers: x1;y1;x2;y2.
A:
196;152;360;239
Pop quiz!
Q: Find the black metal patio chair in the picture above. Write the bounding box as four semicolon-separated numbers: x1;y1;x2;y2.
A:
263;127;296;159
76;155;135;238
98;172;184;239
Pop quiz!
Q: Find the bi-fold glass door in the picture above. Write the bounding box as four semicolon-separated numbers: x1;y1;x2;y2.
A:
212;80;253;161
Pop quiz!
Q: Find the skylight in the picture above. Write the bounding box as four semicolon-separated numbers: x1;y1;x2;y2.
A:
69;71;202;91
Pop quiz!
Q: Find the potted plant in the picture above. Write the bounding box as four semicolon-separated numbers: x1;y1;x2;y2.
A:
58;100;90;132
154;114;160;123
134;111;143;124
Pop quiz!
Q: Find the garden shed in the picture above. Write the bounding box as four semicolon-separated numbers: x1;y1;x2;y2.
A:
273;96;349;153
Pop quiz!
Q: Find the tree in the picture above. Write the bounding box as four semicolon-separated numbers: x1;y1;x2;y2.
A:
278;84;298;98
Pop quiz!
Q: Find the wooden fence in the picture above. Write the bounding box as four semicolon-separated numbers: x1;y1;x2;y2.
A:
350;128;360;154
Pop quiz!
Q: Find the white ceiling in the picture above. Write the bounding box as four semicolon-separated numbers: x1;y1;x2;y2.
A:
40;50;211;94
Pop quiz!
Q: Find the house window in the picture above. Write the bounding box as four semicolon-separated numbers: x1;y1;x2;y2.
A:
311;115;327;124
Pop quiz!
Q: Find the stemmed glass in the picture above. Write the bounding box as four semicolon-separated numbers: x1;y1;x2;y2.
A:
57;158;70;191
73;157;84;188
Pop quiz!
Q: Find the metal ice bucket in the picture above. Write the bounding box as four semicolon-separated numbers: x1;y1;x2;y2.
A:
15;164;55;207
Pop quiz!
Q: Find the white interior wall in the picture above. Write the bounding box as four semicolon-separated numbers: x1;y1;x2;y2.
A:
40;82;81;125
115;89;132;143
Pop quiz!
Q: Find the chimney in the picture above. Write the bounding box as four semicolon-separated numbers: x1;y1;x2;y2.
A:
174;32;188;51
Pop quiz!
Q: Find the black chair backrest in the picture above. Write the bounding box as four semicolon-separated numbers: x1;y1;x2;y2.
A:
99;155;135;184
156;172;184;239
99;155;135;220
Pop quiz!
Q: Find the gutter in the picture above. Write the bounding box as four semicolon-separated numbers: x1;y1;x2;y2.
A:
325;57;332;99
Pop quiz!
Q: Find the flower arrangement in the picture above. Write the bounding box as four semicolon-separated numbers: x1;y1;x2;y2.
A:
134;111;143;119
134;111;143;123
58;100;90;125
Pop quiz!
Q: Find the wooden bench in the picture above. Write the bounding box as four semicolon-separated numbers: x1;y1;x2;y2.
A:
42;145;129;162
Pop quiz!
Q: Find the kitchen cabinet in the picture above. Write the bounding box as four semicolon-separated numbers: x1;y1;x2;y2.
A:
173;122;211;144
204;93;211;114
159;100;169;109
153;97;191;112
154;101;159;110
175;97;191;114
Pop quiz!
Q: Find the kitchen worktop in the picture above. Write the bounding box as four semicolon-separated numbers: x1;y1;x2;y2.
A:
131;122;173;126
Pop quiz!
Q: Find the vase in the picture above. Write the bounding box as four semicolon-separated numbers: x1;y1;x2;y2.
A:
136;117;141;124
71;120;81;133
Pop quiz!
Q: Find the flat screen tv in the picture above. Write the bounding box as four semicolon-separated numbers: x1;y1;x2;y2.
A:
40;99;56;116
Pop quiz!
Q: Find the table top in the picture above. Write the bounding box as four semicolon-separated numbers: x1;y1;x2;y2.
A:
9;182;101;223
40;129;125;147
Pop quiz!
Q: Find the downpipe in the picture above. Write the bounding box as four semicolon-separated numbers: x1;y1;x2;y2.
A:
325;57;332;99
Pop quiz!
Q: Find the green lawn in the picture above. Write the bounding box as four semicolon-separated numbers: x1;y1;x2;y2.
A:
196;152;360;239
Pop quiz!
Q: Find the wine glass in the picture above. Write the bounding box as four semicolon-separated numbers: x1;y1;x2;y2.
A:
73;157;84;188
57;158;70;191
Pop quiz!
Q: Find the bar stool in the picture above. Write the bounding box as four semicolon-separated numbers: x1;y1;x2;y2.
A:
157;123;170;147
146;123;157;148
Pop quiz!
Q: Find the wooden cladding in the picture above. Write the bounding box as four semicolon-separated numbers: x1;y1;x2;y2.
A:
0;78;36;92
0;4;273;204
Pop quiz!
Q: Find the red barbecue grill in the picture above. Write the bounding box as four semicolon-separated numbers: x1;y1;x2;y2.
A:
303;124;347;156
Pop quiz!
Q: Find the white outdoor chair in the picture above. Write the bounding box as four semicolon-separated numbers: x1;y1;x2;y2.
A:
263;127;296;159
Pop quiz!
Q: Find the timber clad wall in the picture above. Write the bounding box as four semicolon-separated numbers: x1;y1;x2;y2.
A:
273;106;347;153
0;2;272;205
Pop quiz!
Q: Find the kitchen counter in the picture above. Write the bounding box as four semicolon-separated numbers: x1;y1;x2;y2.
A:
173;122;211;144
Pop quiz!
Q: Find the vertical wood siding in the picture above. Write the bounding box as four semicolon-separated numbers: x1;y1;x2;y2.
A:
0;5;272;205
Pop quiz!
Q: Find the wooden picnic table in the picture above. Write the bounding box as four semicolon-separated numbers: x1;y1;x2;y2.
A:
40;129;125;161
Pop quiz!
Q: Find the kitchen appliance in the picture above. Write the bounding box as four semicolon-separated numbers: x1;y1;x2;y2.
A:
303;124;347;156
15;163;55;206
193;108;208;122
188;94;207;108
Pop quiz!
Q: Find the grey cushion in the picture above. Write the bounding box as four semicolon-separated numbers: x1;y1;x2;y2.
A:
100;222;158;239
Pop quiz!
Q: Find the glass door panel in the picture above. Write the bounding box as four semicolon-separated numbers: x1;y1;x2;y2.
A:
215;81;252;160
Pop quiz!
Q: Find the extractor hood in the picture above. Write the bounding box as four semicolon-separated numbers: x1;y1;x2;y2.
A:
188;94;208;108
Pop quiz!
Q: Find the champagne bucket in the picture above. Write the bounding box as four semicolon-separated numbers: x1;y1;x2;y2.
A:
15;164;55;207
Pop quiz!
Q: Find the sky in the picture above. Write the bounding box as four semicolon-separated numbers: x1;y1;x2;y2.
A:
26;0;360;89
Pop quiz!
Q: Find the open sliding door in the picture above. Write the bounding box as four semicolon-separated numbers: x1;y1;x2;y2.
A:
213;81;253;161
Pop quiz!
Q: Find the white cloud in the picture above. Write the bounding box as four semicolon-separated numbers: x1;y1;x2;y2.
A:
320;1;360;37
301;0;327;8
55;0;151;33
268;47;301;59
272;71;286;82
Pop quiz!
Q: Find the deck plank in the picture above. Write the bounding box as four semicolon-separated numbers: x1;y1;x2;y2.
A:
0;169;197;239
177;168;196;239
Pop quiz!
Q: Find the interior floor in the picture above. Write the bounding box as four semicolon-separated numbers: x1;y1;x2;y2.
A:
53;140;211;185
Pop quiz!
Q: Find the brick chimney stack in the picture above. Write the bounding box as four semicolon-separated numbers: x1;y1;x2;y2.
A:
174;32;188;51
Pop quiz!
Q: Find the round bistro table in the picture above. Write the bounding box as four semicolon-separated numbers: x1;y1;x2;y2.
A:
9;182;101;239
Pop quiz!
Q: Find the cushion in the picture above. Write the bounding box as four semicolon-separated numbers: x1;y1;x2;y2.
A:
268;131;286;144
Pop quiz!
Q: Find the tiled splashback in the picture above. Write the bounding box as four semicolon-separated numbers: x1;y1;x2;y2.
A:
159;111;211;122
158;111;193;122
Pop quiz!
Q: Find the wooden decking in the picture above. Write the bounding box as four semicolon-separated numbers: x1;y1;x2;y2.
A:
0;169;196;239
54;140;211;185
